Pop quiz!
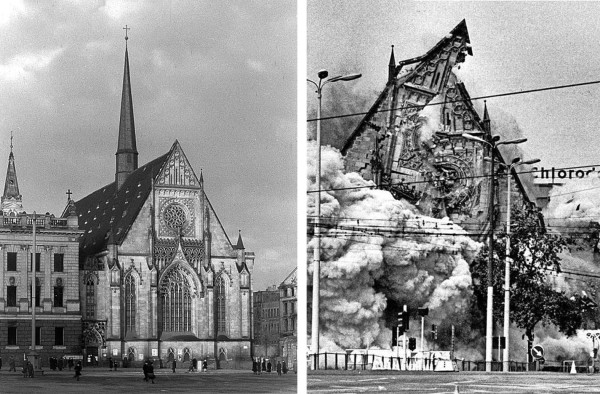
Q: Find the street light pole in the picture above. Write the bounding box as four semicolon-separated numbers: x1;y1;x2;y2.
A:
502;158;540;372
462;132;527;372
307;71;361;367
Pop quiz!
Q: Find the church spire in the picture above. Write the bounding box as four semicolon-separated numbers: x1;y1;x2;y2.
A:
388;45;396;83
2;132;24;215
115;25;138;190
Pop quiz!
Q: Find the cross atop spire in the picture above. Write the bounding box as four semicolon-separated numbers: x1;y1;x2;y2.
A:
123;25;130;42
115;26;138;190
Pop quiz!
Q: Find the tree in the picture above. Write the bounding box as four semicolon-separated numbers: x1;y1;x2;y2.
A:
470;204;590;361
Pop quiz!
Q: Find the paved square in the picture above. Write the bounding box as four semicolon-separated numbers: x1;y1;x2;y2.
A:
0;367;297;393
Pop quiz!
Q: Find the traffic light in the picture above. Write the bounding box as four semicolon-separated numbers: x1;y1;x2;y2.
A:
431;324;438;340
408;337;416;351
397;312;405;334
392;327;398;346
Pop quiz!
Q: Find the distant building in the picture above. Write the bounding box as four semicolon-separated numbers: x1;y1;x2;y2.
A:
279;267;297;370
0;142;82;363
252;286;280;357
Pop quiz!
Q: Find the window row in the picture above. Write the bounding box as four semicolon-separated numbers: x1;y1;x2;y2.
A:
282;301;296;316
6;253;64;272
280;286;296;298
7;326;64;346
263;307;279;318
6;284;64;307
283;317;296;332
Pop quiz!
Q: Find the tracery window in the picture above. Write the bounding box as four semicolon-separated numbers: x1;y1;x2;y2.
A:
161;265;192;332
125;274;136;334
216;275;227;334
128;347;135;361
85;276;95;319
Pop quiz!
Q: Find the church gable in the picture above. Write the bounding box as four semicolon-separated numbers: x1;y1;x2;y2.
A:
205;196;235;256
155;141;201;188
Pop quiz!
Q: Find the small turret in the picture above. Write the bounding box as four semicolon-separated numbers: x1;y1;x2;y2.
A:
235;230;245;266
482;100;491;136
388;45;396;83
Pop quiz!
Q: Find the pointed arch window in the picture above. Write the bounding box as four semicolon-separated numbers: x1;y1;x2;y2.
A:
125;274;136;334
161;265;192;332
85;276;96;319
216;275;227;335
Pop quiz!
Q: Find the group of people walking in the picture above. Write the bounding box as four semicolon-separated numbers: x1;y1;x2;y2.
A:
252;357;288;376
142;360;156;383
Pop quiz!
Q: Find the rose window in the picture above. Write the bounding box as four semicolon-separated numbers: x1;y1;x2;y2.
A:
164;204;187;230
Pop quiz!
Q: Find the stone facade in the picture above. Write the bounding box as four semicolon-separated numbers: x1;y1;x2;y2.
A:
69;40;254;368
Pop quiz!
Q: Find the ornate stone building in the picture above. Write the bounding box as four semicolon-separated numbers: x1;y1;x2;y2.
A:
343;20;538;236
68;38;254;366
279;267;297;370
0;141;82;363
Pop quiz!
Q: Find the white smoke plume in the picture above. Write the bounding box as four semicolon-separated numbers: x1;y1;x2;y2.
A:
308;141;481;352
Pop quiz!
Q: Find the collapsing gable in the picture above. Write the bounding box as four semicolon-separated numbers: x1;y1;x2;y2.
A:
342;20;536;233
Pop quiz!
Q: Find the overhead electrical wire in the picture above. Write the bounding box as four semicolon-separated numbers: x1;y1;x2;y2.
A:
306;79;600;122
306;164;600;194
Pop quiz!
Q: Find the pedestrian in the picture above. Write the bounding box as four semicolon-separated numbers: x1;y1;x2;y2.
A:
9;356;16;372
27;361;34;378
58;357;63;371
109;357;113;371
252;359;257;375
0;356;3;370
143;360;149;381
192;357;198;372
172;359;176;373
114;358;118;371
202;359;208;372
277;361;282;376
74;361;82;381
282;361;288;374
147;360;156;384
262;358;266;372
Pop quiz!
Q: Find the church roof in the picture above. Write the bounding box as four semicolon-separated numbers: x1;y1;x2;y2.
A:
73;151;170;256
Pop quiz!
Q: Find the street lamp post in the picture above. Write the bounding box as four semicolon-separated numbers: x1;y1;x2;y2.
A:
462;132;527;372
502;157;540;372
307;70;361;367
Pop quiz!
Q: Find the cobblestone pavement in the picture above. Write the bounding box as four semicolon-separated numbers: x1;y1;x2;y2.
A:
0;367;297;393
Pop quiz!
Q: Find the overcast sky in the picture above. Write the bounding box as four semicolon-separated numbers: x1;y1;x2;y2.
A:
307;1;600;171
0;0;296;291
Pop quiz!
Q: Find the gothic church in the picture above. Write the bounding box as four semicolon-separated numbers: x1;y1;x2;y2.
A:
69;37;254;366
